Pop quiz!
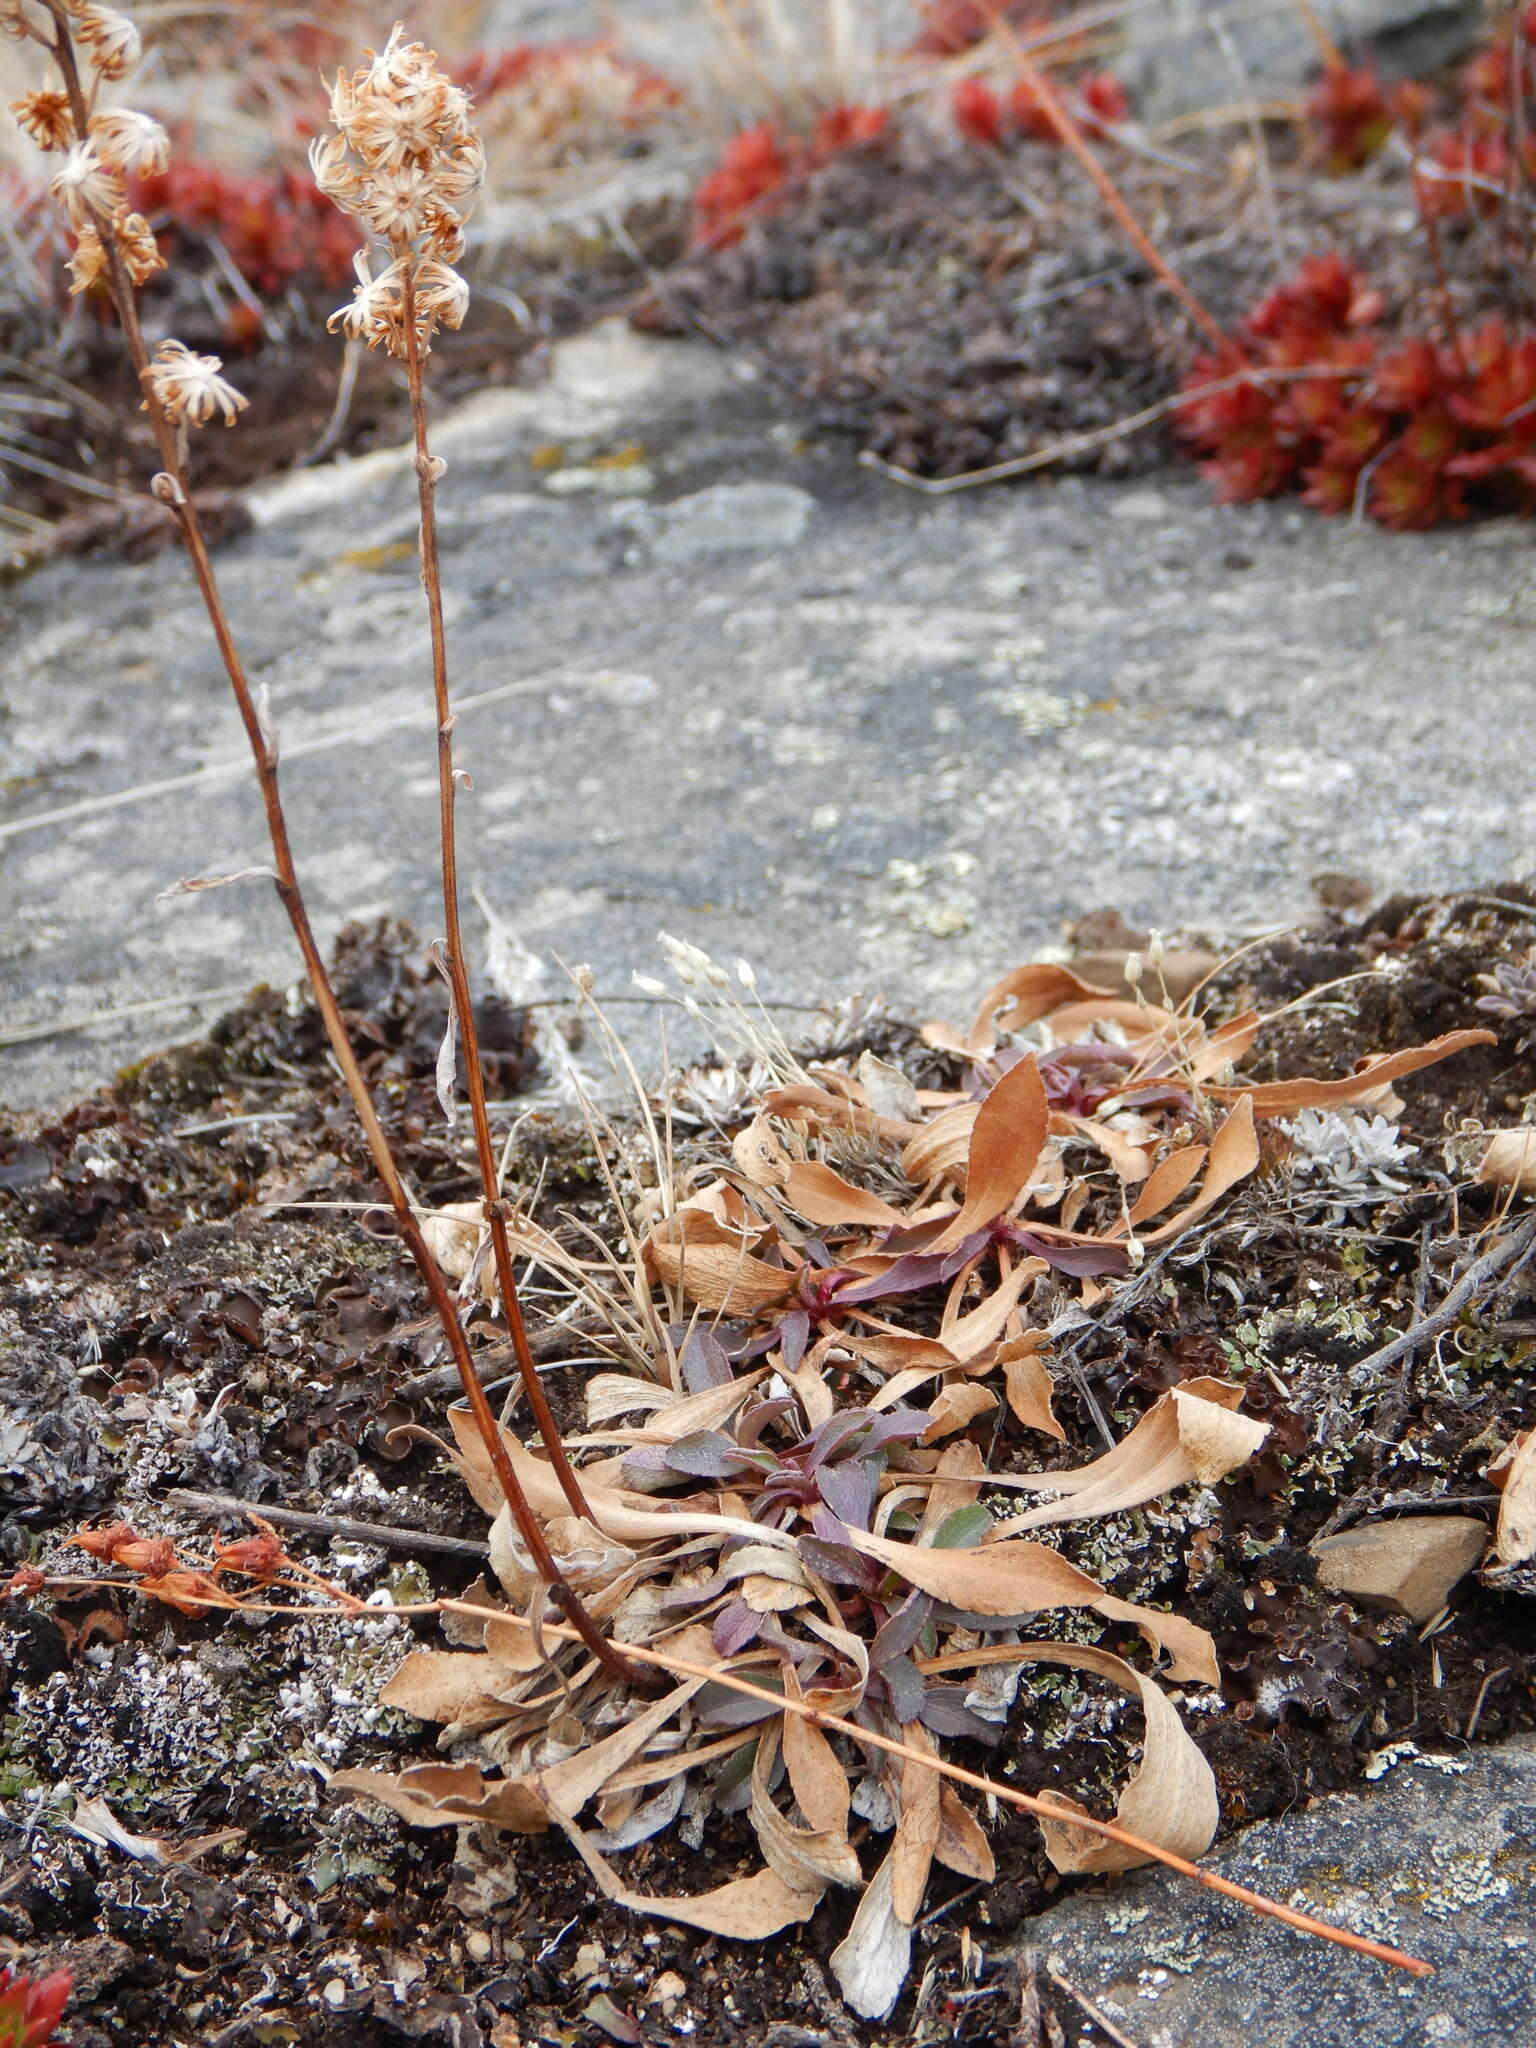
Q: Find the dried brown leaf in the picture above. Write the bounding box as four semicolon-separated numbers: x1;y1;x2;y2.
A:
560;1809;825;1938
845;1526;1218;1683
1127;1143;1206;1226
950;963;1116;1055
750;1729;862;1892
830;1850;911;2019
1205;1030;1495;1115
538;1672;709;1821
1131;1097;1258;1244
891;1721;942;1924
1017;1642;1218;1875
381;1650;528;1729
931;1054;1049;1250
784;1159;906;1229
332;1761;550;1835
782;1672;853;1835
1477;1130;1536;1194
1489;1428;1536;1567
646;1238;792;1314
990;1379;1266;1532
921;1381;998;1443
1001;1339;1063;1440
935;1784;995;1883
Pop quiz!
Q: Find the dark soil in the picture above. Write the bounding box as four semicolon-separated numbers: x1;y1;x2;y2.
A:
639;128;1536;483
4;893;1536;2046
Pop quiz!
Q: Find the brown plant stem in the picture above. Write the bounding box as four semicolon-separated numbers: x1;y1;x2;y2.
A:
445;1604;1434;1980
400;278;594;1528
39;4;641;1692
993;20;1231;353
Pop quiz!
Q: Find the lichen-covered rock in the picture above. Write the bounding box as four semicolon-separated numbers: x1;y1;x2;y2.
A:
1017;1737;1536;2047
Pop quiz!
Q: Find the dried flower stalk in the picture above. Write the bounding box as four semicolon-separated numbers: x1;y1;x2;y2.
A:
18;0;640;1687
312;24;598;1529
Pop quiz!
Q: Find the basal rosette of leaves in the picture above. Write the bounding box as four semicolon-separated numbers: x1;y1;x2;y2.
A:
337;962;1488;2019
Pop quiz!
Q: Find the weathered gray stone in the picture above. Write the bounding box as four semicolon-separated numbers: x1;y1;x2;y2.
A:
1115;0;1480;122
1019;1737;1536;2047
6;321;1536;1112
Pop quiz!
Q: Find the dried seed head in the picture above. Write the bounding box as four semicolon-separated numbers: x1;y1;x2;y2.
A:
115;208;164;284
325;250;408;350
411;255;469;330
88;106;169;176
65;219;108;293
49;137;123;227
1;0;35;40
144;338;248;427
73;3;142;81
318;23;479;356
11;88;75;151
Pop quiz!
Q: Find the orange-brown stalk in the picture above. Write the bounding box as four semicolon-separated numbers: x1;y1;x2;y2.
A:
400;282;598;1530
37;1;641;1691
991;14;1231;353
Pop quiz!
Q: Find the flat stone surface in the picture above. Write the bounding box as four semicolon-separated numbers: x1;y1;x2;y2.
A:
6;319;1536;1109
1022;1737;1536;2047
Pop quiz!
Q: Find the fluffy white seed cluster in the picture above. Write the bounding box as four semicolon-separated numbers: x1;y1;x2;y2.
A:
314;23;482;358
8;3;166;291
16;3;247;429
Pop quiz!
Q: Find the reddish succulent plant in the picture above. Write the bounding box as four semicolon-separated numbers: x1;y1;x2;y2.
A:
127;160;360;313
1304;63;1394;170
1180;252;1536;529
690;106;890;248
955;68;1132;148
0;1968;72;2048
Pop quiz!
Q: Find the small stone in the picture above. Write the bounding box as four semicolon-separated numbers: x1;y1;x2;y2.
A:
646;1971;687;2006
465;1929;492;1962
322;1979;348;2010
573;1939;607;1983
1310;1515;1487;1624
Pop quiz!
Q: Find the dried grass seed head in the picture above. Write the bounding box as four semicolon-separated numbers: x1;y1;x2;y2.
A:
144;338;247;427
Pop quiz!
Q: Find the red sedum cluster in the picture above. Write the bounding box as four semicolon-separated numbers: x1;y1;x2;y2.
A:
950;69;1129;148
126;159;359;321
690;105;890;249
1178;252;1536;529
0;1968;71;2048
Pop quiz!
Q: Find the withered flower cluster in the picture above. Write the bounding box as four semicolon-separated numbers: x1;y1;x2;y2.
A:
311;24;482;358
6;0;247;428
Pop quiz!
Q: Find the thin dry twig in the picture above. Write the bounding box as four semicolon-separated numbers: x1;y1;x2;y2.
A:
0;981;251;1049
1044;1962;1142;2048
165;1489;491;1561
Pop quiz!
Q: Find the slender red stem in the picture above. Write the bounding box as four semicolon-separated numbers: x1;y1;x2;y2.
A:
400;278;597;1529
40;5;642;1691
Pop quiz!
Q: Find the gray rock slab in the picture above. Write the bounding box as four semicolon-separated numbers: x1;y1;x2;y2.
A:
5;319;1536;1109
1115;0;1479;121
1019;1737;1536;2047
